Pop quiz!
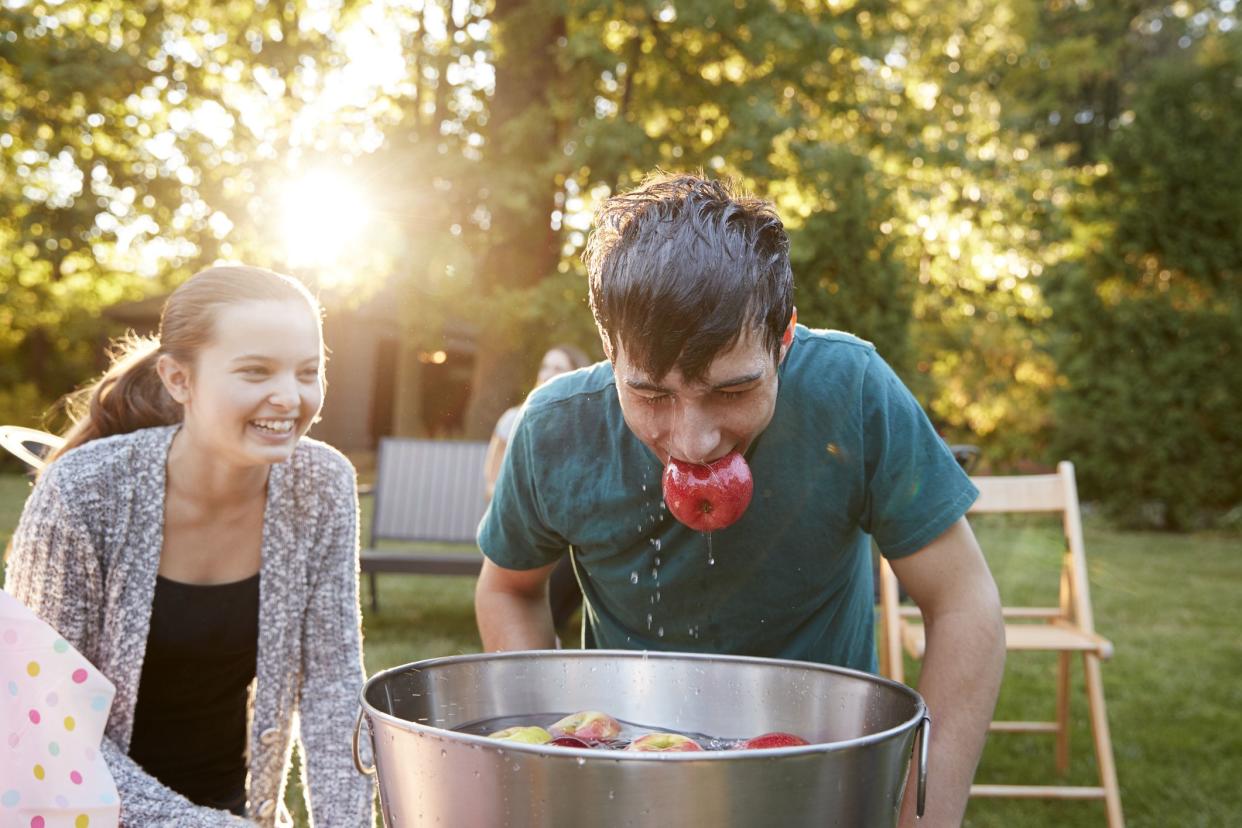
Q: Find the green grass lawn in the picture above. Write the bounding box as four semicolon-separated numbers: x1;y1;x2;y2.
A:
928;516;1242;827
3;474;1239;826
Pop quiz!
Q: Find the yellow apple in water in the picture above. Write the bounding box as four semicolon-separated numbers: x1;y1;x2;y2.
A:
625;732;704;752
489;726;553;744
551;711;622;742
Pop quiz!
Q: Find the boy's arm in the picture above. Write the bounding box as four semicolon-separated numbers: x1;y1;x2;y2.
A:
475;557;560;651
888;517;1005;828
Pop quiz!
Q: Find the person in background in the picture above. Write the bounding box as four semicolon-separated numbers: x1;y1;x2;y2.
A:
4;266;374;826
484;344;593;634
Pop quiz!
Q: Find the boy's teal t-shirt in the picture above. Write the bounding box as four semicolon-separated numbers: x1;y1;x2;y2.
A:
478;327;978;672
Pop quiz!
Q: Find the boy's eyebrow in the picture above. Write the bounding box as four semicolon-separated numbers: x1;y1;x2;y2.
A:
624;371;764;393
625;378;672;393
709;371;764;389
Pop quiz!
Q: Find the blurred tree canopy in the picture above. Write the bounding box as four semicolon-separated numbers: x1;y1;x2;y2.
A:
2;0;1238;524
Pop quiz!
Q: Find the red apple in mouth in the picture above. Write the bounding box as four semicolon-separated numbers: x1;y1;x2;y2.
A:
625;732;704;752
488;726;553;744
739;731;810;749
662;451;754;532
550;710;622;742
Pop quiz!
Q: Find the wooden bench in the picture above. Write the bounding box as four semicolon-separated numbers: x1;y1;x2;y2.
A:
360;438;488;612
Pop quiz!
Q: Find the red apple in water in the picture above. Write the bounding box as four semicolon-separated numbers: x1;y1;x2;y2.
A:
625;732;704;752
550;710;622;742
662;451;754;532
740;731;810;749
548;735;593;748
488;726;553;745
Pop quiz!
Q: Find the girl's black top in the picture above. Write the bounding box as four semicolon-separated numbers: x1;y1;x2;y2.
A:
129;572;260;815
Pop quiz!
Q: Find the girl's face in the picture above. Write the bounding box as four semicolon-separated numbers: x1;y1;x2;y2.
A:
166;299;323;467
536;348;577;387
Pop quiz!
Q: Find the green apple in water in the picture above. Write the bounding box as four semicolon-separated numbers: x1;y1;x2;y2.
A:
625;733;704;752
551;711;622;742
488;726;553;744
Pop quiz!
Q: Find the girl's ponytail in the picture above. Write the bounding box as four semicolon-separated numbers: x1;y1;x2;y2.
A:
48;334;181;464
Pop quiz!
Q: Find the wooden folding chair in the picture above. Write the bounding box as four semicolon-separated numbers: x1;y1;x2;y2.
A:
878;461;1124;826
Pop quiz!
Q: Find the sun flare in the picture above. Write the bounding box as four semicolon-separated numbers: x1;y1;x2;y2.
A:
278;169;372;274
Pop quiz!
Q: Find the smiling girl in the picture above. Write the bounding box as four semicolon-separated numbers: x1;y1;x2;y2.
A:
4;266;373;826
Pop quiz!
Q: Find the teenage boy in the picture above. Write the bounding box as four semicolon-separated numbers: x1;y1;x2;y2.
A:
475;173;1004;826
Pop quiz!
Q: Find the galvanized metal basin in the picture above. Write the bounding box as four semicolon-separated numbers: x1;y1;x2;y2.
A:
355;649;928;828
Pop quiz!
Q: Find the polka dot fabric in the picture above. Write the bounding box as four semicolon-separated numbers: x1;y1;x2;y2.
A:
1;590;120;828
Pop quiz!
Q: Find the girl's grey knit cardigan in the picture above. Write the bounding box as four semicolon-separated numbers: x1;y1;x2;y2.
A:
4;425;375;827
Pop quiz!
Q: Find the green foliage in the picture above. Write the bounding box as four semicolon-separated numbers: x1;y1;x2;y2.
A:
1048;32;1242;528
2;0;1239;522
0;0;361;419
1051;289;1241;529
780;146;912;373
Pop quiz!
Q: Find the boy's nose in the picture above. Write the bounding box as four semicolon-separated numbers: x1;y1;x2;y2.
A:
668;404;720;465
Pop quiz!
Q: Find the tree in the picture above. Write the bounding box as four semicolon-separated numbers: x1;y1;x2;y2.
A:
1046;29;1242;527
0;0;360;422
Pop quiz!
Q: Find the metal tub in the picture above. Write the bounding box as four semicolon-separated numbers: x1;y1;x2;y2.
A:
355;650;928;827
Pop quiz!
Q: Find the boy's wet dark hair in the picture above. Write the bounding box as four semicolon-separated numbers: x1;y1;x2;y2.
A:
584;172;794;384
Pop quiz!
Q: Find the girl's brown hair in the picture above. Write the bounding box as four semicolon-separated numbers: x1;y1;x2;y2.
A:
49;265;320;463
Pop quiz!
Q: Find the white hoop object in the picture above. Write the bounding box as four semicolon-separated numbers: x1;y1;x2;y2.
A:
0;425;65;470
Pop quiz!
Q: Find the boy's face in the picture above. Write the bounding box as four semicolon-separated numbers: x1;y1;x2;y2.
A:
611;321;793;466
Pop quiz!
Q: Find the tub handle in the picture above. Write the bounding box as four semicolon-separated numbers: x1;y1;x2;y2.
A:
353;709;375;776
915;714;930;818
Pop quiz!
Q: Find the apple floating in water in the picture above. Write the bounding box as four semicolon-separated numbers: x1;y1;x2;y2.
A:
739;731;810;749
550;710;622;743
662;451;754;532
625;732;704;752
488;726;553;745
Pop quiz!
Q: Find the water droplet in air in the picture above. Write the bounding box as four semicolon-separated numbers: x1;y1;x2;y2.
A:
646;613;653;629
630;571;639;585
576;757;586;766
657;626;664;637
440;749;447;758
